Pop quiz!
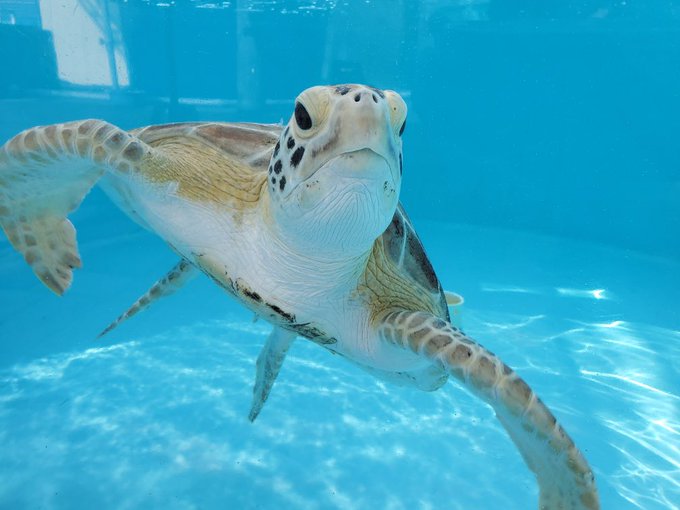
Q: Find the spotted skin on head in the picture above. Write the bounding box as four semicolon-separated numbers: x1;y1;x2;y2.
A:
261;83;408;289
268;128;305;195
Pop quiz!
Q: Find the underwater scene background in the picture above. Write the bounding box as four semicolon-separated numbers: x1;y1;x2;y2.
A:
0;1;678;509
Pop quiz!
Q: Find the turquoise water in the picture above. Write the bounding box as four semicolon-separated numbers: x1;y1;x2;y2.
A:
0;1;678;509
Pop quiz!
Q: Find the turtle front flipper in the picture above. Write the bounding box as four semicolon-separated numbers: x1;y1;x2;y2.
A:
0;120;157;295
378;310;599;510
98;259;197;338
249;326;297;422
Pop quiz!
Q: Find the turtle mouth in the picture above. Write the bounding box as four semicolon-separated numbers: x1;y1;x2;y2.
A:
304;148;391;183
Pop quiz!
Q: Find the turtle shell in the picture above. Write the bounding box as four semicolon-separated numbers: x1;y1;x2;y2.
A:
133;121;282;172
363;205;450;322
130;122;448;323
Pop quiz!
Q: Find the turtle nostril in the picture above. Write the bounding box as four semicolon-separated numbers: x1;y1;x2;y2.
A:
354;93;361;102
372;93;378;103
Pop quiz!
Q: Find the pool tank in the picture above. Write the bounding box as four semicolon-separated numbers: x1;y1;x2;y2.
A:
0;1;678;509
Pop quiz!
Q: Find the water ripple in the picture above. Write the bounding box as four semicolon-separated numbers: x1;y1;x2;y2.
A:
0;312;677;509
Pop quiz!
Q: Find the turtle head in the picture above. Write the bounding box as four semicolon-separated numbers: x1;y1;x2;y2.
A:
267;84;406;256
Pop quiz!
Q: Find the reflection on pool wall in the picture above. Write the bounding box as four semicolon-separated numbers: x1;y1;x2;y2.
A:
0;2;678;510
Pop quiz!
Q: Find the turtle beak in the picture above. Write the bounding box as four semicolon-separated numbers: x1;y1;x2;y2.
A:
337;89;401;172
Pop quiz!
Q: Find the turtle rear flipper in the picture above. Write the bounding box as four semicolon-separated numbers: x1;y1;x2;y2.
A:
249;327;297;422
379;311;599;510
98;259;197;338
0;120;155;295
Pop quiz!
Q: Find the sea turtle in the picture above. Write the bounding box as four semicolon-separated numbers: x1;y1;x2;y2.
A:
0;84;598;509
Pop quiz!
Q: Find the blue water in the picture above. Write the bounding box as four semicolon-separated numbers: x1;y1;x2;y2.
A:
0;1;678;509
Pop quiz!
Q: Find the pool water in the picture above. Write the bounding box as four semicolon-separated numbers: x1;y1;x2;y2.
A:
0;1;678;509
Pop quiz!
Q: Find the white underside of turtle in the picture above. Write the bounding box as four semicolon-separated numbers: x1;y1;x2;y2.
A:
0;84;599;509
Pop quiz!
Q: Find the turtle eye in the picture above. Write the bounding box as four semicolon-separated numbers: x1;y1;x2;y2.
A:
295;102;313;130
399;119;406;137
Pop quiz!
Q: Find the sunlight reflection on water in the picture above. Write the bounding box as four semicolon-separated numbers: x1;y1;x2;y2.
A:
0;312;677;509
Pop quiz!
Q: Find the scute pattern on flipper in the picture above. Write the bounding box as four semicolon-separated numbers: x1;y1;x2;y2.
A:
249;327;297;422
380;310;600;510
3;215;82;295
0;120;154;294
98;259;196;338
